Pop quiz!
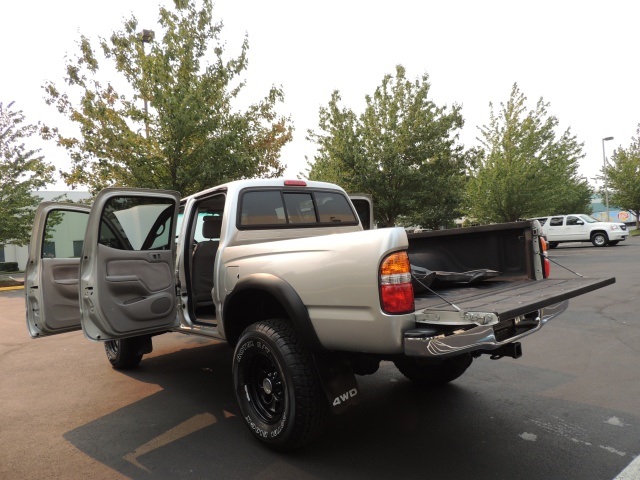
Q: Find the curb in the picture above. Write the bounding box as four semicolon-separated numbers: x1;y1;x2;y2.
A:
0;286;24;292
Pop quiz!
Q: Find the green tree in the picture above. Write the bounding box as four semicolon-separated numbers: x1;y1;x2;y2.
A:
308;65;472;228
0;102;54;246
42;0;291;195
467;84;592;223
607;126;640;228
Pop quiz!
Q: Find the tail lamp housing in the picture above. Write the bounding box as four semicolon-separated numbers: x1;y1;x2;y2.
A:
380;251;415;314
539;237;551;278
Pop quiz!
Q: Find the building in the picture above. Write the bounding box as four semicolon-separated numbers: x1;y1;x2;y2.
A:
589;195;638;224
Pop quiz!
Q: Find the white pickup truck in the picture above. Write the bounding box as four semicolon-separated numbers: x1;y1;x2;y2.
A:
25;179;614;450
533;214;628;247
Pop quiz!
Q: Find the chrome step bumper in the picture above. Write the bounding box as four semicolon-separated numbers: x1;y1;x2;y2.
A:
404;301;569;358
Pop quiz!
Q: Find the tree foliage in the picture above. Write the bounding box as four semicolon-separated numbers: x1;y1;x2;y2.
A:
308;65;473;228
0;102;54;246
607;126;640;228
467;84;592;223
42;0;291;195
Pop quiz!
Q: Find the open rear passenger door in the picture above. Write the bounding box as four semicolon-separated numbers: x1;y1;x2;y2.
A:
79;188;181;341
26;202;91;337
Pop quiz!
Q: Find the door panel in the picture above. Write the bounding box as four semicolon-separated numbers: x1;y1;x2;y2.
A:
79;188;181;340
41;258;82;327
26;203;91;338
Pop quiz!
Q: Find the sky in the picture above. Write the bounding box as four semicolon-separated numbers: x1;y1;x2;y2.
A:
2;0;639;190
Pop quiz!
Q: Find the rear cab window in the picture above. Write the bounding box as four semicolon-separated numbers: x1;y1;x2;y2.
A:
239;188;358;229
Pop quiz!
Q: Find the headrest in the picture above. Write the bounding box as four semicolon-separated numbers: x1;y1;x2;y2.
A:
202;216;222;239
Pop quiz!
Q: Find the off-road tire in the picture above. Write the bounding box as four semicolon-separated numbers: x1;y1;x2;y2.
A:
233;319;328;451
591;232;609;247
394;354;473;386
104;338;144;369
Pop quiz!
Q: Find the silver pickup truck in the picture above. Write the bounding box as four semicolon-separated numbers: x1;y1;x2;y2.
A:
25;179;614;450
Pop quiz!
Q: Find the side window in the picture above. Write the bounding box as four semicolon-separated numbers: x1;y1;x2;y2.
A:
566;216;580;226
549;217;564;227
42;210;89;259
536;217;548;226
99;196;176;251
191;194;227;243
316;192;357;224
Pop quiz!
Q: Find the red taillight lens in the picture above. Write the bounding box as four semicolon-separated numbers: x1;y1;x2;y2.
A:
543;257;551;278
380;252;414;314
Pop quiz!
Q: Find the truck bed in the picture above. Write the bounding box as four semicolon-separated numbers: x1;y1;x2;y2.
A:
408;222;615;321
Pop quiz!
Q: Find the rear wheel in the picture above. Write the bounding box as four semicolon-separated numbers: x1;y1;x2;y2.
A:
233;319;328;451
394;354;473;386
104;337;148;369
591;232;608;247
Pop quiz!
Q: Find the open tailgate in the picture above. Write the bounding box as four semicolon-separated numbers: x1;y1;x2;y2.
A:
414;277;615;322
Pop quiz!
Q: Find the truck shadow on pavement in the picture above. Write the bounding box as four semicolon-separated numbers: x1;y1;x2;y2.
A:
62;342;638;480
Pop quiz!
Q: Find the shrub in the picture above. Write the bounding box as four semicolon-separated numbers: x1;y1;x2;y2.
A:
0;262;19;272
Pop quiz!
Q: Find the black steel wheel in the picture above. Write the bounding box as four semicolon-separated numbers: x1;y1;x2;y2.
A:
394;354;473;386
233;319;328;451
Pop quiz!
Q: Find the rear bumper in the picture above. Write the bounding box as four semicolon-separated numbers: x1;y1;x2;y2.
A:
404;301;568;358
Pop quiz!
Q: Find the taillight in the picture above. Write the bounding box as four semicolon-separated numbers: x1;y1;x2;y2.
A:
380;251;414;314
539;237;551;278
543;258;551;278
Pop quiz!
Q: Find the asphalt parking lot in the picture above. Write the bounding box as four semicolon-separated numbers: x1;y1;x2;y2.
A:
1;237;639;479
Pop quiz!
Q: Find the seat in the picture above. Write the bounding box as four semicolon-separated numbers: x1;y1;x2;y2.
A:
192;216;222;307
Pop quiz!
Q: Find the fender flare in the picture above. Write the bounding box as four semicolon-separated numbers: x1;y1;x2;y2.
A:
222;273;324;352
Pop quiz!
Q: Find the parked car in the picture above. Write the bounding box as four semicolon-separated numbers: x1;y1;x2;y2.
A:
532;214;628;247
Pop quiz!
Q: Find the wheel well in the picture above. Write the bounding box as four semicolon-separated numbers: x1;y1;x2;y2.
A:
590;230;608;239
223;289;289;347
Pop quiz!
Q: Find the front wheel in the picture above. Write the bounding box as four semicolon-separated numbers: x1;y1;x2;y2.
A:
393;354;473;386
233;319;328;451
591;232;609;247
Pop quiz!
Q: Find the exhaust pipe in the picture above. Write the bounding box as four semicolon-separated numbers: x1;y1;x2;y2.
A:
482;342;522;360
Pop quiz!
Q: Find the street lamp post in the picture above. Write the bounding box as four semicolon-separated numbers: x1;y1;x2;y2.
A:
601;136;614;222
141;29;155;139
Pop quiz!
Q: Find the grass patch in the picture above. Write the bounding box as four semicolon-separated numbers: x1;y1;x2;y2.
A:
630;229;640;236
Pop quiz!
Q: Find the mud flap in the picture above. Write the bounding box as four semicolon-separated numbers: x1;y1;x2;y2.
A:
132;335;153;356
312;353;360;414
